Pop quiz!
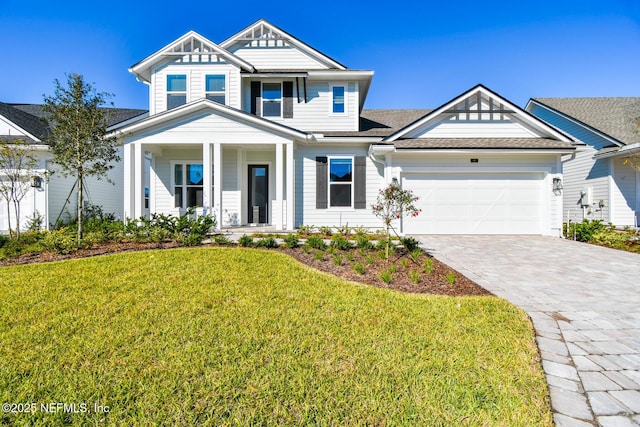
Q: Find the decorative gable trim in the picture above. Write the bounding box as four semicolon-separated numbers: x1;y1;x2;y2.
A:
130;31;255;83
384;84;574;143
219;19;347;70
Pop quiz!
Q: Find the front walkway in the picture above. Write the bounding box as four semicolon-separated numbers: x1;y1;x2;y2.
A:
416;235;640;427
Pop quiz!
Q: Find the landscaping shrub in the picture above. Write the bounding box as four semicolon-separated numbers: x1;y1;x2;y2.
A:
330;235;352;250
400;236;420;252
306;235;327;251
296;224;315;236
283;233;299;248
352;262;365;275
0;234;8;249
591;229;639;251
212;235;232;245
423;257;434;274
355;235;374;250
255;237;279;248
336;224;351;236
445;271;456;285
379;269;393;284
567;219;607;242
409;269;421;284
42;228;77;254
318;226;333;237
410;249;422;263
238;235;253;247
333;254;342;266
1;231;45;258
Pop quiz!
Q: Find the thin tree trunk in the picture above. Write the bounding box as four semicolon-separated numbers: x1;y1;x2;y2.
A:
77;175;83;244
13;197;20;237
5;201;12;238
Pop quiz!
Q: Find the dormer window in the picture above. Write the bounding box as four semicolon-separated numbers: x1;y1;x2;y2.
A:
167;75;187;109
206;75;226;104
262;83;282;117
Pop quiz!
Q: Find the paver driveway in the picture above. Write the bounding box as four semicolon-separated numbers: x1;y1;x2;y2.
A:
416;235;640;427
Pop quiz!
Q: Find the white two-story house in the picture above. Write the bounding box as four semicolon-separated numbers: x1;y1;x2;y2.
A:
113;19;576;235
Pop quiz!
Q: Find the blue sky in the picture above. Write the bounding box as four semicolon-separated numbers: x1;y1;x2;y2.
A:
1;0;639;110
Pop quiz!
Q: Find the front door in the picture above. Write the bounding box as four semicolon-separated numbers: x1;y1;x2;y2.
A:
248;165;268;224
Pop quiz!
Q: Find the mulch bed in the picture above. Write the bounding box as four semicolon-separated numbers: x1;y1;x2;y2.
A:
1;241;491;297
283;247;491;297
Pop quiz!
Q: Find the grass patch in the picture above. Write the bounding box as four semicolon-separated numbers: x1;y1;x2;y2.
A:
0;248;551;425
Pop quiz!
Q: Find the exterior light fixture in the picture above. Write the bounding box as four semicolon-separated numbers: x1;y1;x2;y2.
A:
552;177;563;192
391;177;399;185
31;176;43;189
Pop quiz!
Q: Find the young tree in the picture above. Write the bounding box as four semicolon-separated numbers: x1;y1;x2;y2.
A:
371;181;421;260
42;73;118;242
0;139;39;237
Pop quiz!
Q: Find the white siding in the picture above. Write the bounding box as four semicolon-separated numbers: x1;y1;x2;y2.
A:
221;148;239;226
151;62;241;114
47;147;125;223
611;158;637;226
0;152;48;233
241;80;359;132
295;144;383;228
528;103;614;224
229;43;328;70
561;148;610;223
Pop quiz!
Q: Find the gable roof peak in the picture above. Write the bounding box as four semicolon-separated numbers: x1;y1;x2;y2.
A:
130;30;255;83
220;19;347;70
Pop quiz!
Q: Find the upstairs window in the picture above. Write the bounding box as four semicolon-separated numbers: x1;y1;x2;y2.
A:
262;83;282;117
206;75;226;104
329;158;353;207
167;75;187;109
332;86;345;114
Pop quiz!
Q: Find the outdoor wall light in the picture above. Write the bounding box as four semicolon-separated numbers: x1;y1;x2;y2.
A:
552;177;563;192
31;176;43;189
391;177;399;185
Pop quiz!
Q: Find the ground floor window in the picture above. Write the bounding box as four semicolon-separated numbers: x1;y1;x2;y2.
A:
329;157;353;207
173;163;213;208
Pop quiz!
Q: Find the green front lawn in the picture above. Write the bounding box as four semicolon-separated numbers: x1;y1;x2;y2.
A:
0;248;551;425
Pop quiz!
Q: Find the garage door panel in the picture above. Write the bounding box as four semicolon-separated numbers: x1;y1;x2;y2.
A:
402;172;543;235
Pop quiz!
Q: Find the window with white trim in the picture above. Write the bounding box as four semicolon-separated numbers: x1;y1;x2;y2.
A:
167;75;187;109
262;82;282;117
205;74;225;104
173;163;212;208
331;85;345;114
329;157;353;207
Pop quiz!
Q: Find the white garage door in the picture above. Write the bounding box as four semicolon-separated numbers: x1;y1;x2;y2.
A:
402;172;544;234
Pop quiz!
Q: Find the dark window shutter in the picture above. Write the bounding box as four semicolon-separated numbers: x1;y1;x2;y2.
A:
283;81;293;118
250;81;261;116
354;156;367;209
316;156;328;209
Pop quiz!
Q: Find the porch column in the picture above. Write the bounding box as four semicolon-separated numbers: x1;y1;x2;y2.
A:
133;142;145;219
123;143;134;220
286;142;294;230
275;142;284;230
202;142;212;216
213;142;222;230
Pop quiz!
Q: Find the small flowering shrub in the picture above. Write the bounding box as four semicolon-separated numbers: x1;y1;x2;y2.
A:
371;182;421;260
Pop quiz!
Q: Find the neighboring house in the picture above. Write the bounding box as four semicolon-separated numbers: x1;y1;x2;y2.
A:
0;102;146;233
526;98;640;227
111;19;576;236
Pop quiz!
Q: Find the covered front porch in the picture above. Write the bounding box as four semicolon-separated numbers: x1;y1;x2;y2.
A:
123;141;295;230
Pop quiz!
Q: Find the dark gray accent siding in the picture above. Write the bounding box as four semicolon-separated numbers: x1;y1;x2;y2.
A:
316;156;328;209
354;156;367;209
250;81;261;116
283;81;293;118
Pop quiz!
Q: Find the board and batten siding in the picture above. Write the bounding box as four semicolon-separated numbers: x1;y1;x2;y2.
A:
528;102;613;223
242;80;359;132
611;158;637;226
47;147;125;223
150;62;241;115
295;145;383;228
229;44;328;70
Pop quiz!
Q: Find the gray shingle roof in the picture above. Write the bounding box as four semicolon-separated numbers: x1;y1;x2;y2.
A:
532;97;640;145
389;138;575;150
318;109;432;137
1;103;147;143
